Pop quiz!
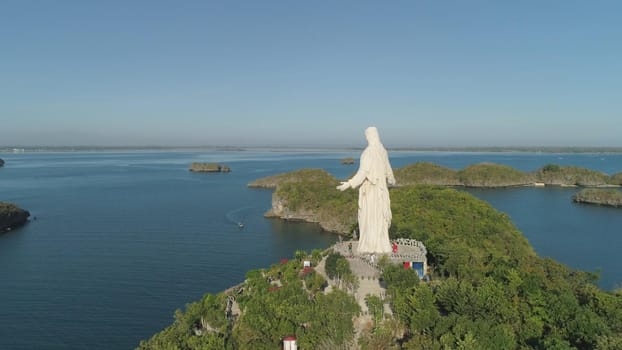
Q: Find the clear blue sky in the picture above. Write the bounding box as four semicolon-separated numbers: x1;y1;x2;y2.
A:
1;1;621;147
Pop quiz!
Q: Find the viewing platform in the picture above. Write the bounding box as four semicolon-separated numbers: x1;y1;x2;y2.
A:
332;238;428;279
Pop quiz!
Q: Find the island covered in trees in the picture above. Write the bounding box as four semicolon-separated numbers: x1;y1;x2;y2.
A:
249;162;622;216
573;188;622;207
189;162;231;173
0;202;30;232
138;168;622;349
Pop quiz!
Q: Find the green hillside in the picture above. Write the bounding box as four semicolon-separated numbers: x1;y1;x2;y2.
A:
139;171;622;350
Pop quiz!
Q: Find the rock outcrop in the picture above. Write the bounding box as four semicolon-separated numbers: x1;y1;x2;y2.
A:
0;158;4;167
0;202;30;232
189;162;231;173
265;193;353;233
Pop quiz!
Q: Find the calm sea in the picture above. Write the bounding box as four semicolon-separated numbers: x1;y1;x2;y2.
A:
1;150;621;349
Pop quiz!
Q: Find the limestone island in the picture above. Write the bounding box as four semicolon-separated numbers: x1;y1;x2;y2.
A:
0;202;30;232
139;170;622;349
573;188;622;208
0;158;4;167
249;162;621;190
189;162;231;173
394;162;619;188
341;157;355;165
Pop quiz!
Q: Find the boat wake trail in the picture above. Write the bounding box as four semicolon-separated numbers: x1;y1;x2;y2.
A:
225;206;254;228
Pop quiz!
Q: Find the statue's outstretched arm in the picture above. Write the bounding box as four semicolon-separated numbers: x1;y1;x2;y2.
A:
337;167;367;191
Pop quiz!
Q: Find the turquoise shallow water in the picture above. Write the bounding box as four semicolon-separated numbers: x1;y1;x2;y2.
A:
1;150;621;349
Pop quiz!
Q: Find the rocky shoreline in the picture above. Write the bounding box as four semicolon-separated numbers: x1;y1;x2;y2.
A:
264;194;352;234
0;202;30;232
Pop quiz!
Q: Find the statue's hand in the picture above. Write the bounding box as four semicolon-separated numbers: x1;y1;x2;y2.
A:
388;177;396;186
336;181;350;191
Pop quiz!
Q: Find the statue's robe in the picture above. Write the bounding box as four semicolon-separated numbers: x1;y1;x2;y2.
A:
346;127;395;254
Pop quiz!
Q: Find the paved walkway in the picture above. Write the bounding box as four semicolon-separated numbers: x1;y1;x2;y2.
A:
317;242;394;315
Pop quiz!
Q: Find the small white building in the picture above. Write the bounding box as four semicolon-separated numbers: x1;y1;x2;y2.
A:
283;335;297;350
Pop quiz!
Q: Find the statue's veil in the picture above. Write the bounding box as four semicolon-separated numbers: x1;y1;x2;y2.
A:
360;126;389;185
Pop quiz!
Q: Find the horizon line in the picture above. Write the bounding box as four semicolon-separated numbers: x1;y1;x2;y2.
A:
3;145;622;154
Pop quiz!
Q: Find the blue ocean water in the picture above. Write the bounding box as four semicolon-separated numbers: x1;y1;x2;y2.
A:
0;150;621;349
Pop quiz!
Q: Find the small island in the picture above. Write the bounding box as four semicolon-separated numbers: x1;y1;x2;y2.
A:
573;188;622;208
0;158;4;167
189;162;231;173
340;157;355;165
0;202;30;232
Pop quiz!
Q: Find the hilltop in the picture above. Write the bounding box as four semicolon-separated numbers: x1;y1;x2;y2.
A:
139;171;622;349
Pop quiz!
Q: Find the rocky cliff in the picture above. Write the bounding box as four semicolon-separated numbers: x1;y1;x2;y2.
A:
250;169;357;234
265;192;353;233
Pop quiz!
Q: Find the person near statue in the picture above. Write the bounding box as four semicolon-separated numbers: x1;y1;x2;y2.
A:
337;126;395;254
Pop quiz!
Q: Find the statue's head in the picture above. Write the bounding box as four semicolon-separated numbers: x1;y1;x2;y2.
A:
365;126;381;146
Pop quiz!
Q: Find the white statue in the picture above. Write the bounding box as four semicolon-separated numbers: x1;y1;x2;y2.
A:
337;126;395;254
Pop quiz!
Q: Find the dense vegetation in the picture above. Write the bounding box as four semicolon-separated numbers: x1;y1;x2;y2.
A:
573;188;622;208
264;169;358;233
535;164;611;186
140;171;622;349
390;186;534;280
393;162;460;186
384;186;622;349
0;202;30;231
138;251;360;350
458;163;533;187
395;162;619;188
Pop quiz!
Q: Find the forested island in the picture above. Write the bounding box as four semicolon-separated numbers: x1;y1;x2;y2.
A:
393;162;621;188
573;188;622;208
189;162;231;173
0;158;4;167
0;202;30;232
248;162;622;227
250;162;621;190
139;169;622;349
